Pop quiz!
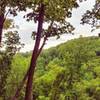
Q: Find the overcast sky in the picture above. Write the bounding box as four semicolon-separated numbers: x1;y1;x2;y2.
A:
8;0;100;52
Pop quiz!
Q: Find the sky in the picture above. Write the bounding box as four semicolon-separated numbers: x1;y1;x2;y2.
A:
8;0;100;52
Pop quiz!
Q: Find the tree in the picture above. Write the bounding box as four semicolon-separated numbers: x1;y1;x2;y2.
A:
24;1;78;100
81;0;100;31
0;0;32;44
0;31;23;99
0;18;23;99
12;0;86;100
5;53;30;100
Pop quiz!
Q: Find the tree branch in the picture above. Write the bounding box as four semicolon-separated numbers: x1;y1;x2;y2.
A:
12;19;54;100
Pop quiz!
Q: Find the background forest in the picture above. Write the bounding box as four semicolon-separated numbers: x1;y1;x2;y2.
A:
1;36;100;100
0;0;100;100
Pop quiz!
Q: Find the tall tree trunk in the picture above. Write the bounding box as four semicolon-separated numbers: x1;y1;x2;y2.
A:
12;38;46;100
24;3;45;100
0;14;4;44
12;36;47;100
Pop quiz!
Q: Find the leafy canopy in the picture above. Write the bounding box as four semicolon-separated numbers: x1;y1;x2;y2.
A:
81;0;100;30
25;0;82;39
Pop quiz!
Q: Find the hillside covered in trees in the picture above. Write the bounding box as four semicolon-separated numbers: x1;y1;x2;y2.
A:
2;36;100;100
1;0;100;99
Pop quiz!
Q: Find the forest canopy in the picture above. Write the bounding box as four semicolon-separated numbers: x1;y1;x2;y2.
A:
4;36;100;100
0;0;100;100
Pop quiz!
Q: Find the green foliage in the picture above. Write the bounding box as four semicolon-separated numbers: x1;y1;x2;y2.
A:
0;0;32;15
81;0;100;29
5;36;100;100
5;54;30;99
0;29;23;99
34;36;100;100
26;0;85;40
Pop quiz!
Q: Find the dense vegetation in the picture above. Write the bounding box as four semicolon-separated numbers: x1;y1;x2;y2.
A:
2;36;100;100
0;0;100;99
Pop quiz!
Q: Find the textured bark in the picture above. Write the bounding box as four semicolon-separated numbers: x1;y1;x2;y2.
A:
0;14;4;44
24;3;45;100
